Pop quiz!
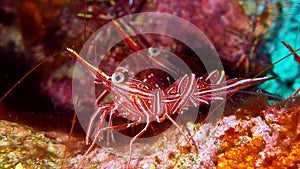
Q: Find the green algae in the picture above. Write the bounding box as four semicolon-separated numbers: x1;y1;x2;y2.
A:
0;120;66;169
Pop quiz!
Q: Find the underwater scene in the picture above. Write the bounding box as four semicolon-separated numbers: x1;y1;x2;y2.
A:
0;0;299;168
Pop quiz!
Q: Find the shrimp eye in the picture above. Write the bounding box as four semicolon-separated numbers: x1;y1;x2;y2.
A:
112;72;125;84
112;68;129;84
148;47;160;56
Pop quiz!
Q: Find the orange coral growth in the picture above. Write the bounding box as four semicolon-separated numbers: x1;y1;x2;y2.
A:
216;97;300;168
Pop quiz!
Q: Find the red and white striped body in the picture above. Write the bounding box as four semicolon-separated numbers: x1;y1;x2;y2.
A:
107;70;271;125
66;48;271;168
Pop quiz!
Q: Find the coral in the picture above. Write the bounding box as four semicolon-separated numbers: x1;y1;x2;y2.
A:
146;0;276;77
258;0;300;98
1;96;299;168
0;0;282;113
69;96;300;168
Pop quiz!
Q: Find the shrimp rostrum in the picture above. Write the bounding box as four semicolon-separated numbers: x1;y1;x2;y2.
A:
66;48;272;167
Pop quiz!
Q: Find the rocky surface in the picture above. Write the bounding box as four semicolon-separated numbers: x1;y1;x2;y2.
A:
0;120;66;168
70;96;300;168
0;114;86;169
0;94;299;168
